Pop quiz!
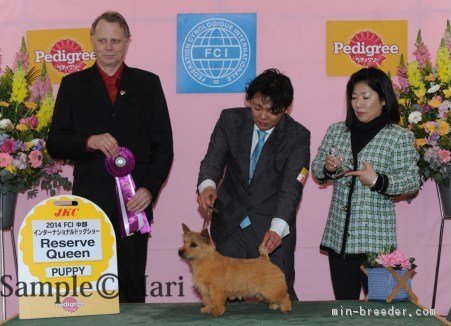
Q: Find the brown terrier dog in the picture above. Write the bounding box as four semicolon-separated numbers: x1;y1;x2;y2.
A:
178;223;291;316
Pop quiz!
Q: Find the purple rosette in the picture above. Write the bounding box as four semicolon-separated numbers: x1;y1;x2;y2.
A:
105;147;151;237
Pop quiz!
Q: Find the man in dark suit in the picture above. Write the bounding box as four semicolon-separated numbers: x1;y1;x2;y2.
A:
46;11;173;303
197;69;310;300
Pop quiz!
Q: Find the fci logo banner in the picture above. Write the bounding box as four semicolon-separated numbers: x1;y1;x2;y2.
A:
27;28;95;84
326;20;407;76
177;13;256;93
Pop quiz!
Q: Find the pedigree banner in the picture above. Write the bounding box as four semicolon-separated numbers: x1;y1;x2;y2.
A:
26;28;95;84
18;195;119;319
326;20;407;76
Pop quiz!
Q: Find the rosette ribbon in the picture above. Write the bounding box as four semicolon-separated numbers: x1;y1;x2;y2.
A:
105;147;151;237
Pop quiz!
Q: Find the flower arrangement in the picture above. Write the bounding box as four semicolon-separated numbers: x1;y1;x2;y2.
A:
0;38;71;198
365;246;416;270
396;20;451;185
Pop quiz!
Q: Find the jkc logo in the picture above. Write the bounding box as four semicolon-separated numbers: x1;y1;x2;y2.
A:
333;31;399;67
34;39;96;75
54;208;79;217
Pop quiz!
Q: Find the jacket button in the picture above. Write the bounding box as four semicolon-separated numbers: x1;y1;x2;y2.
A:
343;205;348;212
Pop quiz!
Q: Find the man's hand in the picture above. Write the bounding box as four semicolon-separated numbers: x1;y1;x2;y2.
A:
197;187;217;216
127;187;152;213
260;231;282;254
87;133;119;158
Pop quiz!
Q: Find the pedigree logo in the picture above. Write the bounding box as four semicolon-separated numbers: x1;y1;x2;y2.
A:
27;28;95;84
326;21;407;76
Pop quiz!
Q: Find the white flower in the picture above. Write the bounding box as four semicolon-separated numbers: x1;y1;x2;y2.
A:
408;111;422;124
13;153;28;170
0;119;12;129
427;84;440;93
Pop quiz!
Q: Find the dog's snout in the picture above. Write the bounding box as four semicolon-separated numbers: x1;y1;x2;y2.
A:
178;248;184;257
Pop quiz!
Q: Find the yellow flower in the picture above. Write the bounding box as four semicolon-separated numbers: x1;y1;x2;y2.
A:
424;121;436;134
415;138;428;147
24;101;38;110
36;94;54;131
0;101;10;107
407;61;425;89
16;123;28;131
9;68;28;104
444;87;451;99
398;98;407;106
428;96;442;108
414;88;426;102
5;165;16;175
437;45;451;84
425;73;435;82
438;120;451;136
25;141;34;150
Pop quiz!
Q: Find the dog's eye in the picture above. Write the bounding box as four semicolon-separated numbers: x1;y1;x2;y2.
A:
190;242;198;248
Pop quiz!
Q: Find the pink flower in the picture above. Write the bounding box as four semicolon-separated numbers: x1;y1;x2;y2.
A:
439;149;451;163
0;139;15;153
0;152;13;167
375;249;412;269
19;116;39;129
396;64;410;91
28;150;43;168
29;75;51;103
413;32;432;69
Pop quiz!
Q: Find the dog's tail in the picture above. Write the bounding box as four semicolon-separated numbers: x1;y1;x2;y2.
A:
258;245;269;259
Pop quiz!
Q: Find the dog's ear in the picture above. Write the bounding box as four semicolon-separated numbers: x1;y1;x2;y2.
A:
182;223;190;234
200;228;211;244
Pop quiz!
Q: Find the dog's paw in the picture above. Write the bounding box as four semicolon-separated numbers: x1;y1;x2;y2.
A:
269;303;280;310
200;306;212;314
211;306;225;316
280;303;292;313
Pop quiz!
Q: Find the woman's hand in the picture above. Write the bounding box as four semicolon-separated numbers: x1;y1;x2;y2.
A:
324;154;340;172
346;161;377;187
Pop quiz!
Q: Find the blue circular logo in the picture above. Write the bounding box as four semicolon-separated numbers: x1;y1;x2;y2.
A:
182;18;251;88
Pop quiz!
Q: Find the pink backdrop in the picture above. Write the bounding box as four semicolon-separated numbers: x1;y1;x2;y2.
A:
1;0;450;319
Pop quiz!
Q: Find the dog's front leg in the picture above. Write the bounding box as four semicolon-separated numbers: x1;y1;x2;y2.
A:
210;288;227;316
199;288;213;314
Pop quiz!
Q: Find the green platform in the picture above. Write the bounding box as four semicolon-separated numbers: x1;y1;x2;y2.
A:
5;301;445;325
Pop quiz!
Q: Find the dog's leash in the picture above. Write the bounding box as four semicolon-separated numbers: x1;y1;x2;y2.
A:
202;194;216;229
202;217;210;230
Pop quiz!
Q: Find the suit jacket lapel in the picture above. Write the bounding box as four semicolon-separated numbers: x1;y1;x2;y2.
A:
250;115;286;184
237;109;254;183
85;65;112;111
115;64;136;107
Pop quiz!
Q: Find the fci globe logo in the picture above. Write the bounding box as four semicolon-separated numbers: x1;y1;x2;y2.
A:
177;13;256;93
182;18;250;88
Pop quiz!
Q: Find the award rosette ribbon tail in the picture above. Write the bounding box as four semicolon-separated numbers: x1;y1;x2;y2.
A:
105;147;151;237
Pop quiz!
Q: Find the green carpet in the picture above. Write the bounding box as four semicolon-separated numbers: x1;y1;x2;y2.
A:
5;301;444;325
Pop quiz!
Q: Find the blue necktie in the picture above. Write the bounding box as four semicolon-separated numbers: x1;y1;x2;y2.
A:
241;129;267;229
249;129;267;183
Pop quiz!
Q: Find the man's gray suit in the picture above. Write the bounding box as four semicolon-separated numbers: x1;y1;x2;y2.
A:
198;107;310;298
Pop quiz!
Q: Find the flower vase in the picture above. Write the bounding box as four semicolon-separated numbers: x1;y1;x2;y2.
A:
0;192;18;229
437;183;451;218
365;267;412;302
